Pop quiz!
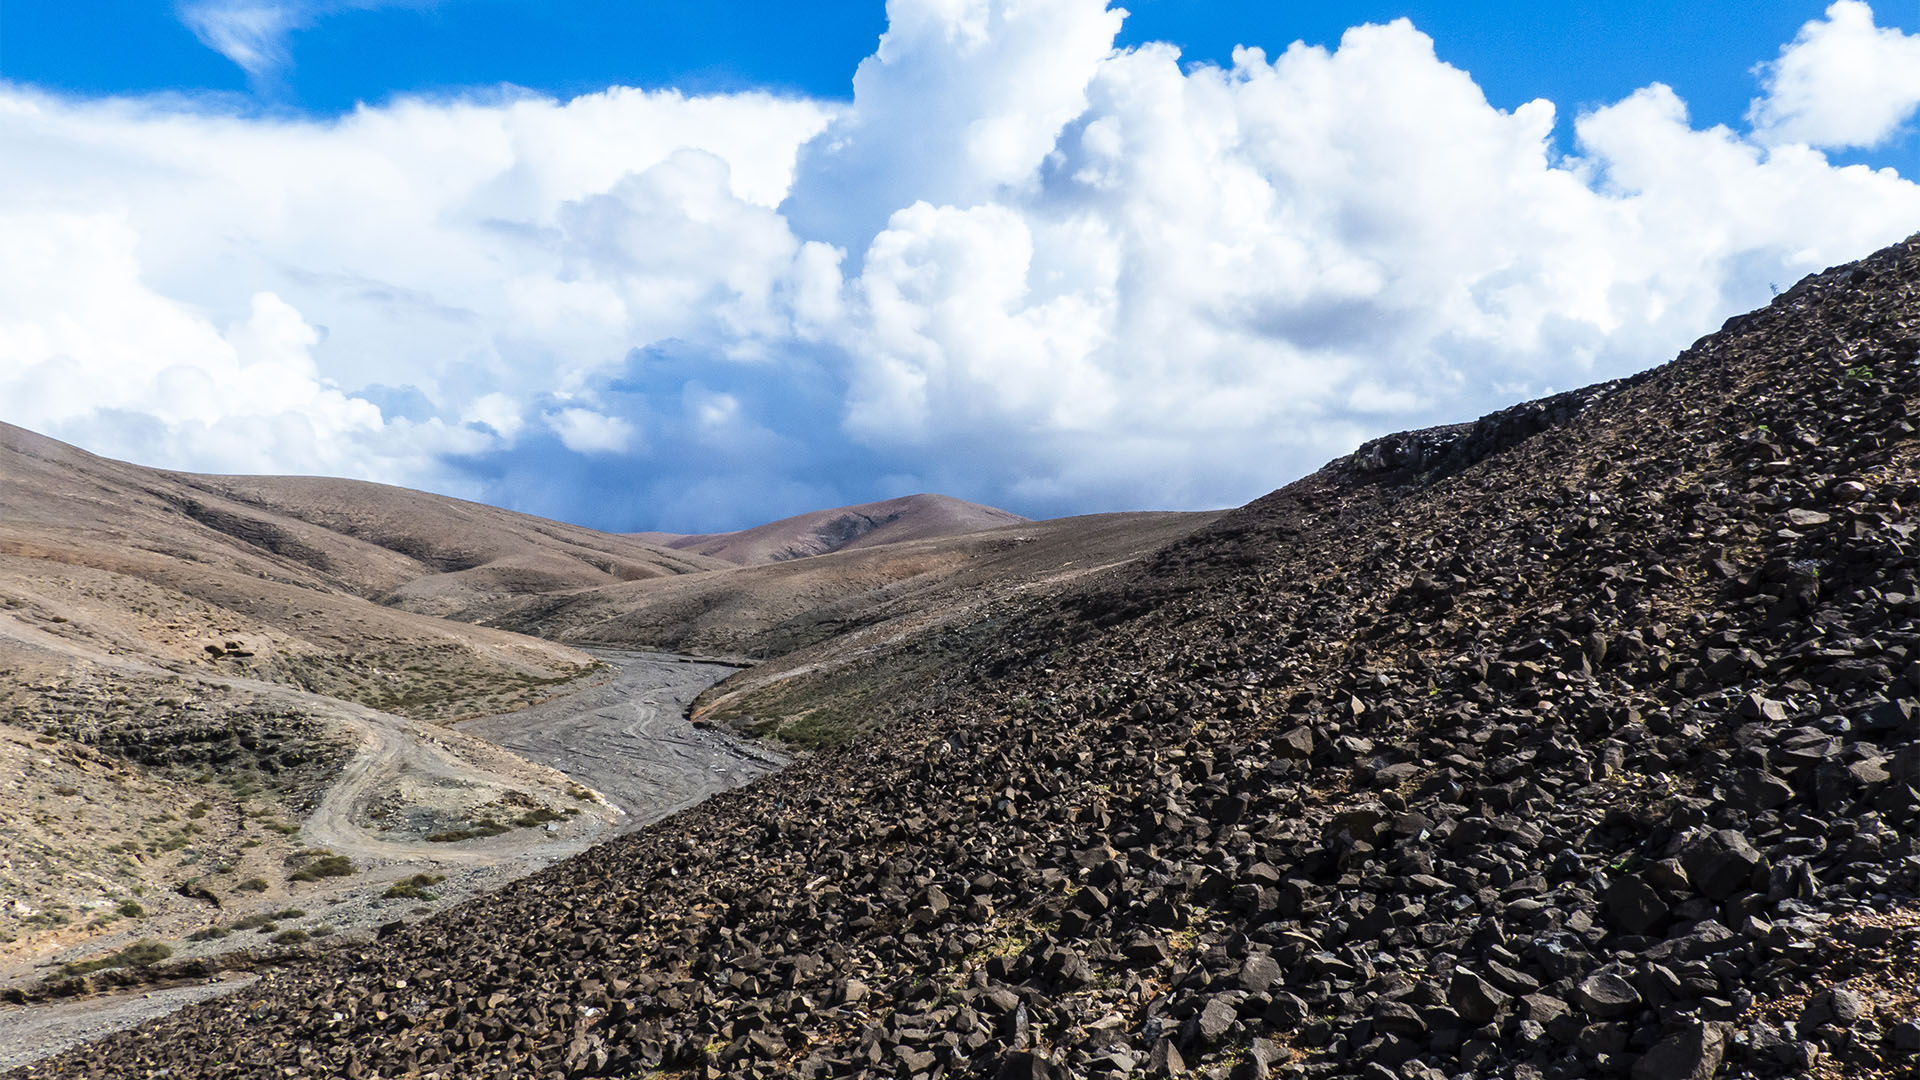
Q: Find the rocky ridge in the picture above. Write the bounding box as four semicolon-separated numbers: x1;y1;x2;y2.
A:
17;236;1920;1080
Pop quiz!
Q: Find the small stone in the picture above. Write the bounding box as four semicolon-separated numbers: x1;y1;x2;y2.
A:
1849;758;1891;786
1195;995;1238;1043
1123;936;1170;966
1449;970;1511;1024
1647;857;1692;895
996;1051;1053;1080
1828;988;1868;1026
1373;999;1426;1037
1574;973;1642;1020
1276;726;1314;759
1237;954;1282;993
1632;1021;1728;1080
1519;993;1571;1026
1681;830;1766;901
981;988;1022;1015
1578;1022;1629;1057
1606;874;1669;934
1146;1039;1185;1077
1484;960;1540;995
1264;991;1309;1029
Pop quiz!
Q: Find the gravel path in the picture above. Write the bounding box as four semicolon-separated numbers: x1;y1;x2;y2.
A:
460;649;786;829
0;977;257;1072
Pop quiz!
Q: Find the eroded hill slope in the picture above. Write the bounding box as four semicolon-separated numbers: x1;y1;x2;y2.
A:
22;236;1920;1080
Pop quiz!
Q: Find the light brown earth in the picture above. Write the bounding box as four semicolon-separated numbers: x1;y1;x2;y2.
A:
500;512;1211;658
0;649;750;1071
0;423;738;991
0;648;620;994
0;421;725;609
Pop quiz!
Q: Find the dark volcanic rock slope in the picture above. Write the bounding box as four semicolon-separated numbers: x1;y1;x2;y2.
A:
25;240;1920;1080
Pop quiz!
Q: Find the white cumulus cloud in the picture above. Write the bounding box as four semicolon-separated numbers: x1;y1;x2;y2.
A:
547;408;637;455
0;210;464;479
1750;0;1920;149
827;9;1920;508
0;82;830;491
784;0;1126;248
5;0;1920;528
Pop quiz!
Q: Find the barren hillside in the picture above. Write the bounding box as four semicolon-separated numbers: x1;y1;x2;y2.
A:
35;238;1920;1079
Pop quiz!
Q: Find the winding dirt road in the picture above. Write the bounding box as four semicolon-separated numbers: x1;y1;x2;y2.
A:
459;650;786;828
292;701;593;866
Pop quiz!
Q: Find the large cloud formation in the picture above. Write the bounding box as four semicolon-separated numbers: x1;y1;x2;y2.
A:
5;0;1920;530
1749;0;1920;149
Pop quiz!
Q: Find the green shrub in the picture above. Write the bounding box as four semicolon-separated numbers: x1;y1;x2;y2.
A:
288;855;353;882
118;940;171;967
383;872;445;899
60;957;116;976
425;819;512;843
62;940;171;976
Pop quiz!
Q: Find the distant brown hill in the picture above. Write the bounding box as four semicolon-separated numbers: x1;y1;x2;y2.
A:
635;493;1027;565
0;420;728;712
0;420;1214;998
510;507;1213;666
0;422;725;615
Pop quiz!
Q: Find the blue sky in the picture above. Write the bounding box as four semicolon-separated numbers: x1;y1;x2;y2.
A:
7;3;1909;140
4;1;1920;532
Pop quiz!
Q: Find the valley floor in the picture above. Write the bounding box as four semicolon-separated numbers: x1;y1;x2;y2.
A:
458;650;784;828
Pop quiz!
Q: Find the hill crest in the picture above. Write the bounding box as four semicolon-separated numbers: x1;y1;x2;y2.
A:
636;493;1027;565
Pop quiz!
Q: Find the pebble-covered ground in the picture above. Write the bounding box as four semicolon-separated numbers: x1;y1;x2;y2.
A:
14;236;1920;1080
